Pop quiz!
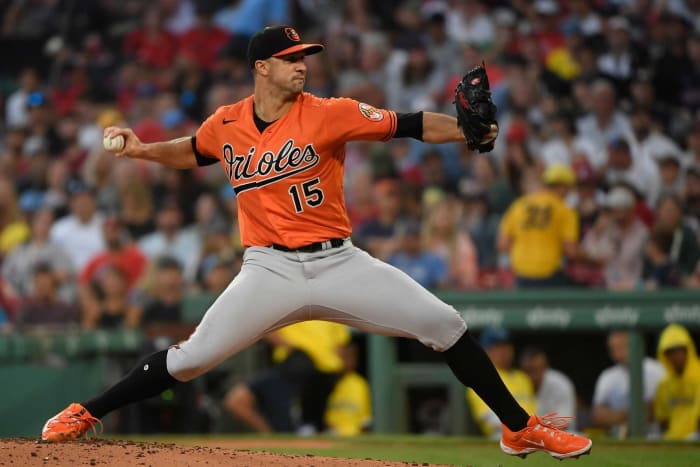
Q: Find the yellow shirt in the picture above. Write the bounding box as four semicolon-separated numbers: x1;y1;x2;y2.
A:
467;368;537;436
499;191;578;278
0;221;30;254
655;324;700;439
273;321;350;373
324;372;372;436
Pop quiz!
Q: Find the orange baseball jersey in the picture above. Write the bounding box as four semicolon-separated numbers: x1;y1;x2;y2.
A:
195;93;397;248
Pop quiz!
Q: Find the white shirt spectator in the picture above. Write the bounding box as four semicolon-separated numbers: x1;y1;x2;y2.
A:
5;89;29;128
576;111;636;167
606;156;661;207
638;132;683;164
138;229;201;282
50;213;105;273
537;369;577;429
539;136;599;168
593;357;665;437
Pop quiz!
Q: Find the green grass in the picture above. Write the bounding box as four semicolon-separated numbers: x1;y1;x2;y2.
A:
125;434;700;467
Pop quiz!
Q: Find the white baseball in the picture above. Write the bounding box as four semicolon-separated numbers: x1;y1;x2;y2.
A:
103;134;125;152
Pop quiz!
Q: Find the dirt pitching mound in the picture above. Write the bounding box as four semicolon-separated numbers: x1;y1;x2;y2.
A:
0;438;454;466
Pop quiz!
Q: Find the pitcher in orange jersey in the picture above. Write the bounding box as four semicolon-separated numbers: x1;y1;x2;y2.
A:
41;25;591;460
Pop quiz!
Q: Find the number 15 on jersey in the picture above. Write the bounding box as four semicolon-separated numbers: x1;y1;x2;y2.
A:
288;178;324;213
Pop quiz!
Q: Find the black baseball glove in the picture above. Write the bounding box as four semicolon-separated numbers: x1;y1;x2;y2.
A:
454;63;498;153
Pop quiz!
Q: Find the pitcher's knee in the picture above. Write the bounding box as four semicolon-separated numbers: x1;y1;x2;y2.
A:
166;346;214;382
417;310;467;352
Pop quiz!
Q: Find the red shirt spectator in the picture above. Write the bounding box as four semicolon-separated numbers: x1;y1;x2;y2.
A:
79;217;147;290
177;12;230;72
123;7;178;68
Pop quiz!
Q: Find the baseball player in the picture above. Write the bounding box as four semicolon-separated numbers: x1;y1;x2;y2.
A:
42;26;591;460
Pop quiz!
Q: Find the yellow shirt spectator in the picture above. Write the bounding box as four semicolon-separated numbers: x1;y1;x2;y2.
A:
467;368;537;437
654;324;700;440
499;170;579;279
0;221;30;255
325;372;372;436
273;321;350;373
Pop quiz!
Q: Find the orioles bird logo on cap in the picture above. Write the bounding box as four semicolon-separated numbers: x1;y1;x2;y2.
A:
284;28;300;41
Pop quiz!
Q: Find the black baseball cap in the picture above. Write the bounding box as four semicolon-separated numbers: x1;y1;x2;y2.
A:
247;25;323;69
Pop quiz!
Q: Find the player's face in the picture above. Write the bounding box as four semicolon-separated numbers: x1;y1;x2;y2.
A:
268;52;307;95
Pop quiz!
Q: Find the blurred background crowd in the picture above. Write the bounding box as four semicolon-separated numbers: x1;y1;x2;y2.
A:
1;0;700;440
2;0;700;328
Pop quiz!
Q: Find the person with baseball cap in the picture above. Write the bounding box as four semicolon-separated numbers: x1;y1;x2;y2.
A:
44;25;590;460
499;163;598;288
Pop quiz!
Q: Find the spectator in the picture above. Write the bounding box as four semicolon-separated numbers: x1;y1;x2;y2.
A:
81;265;138;329
80;216;147;291
138;256;184;325
653;194;700;283
2;208;73;303
576;79;635;168
4;67;41;128
538;111;597;169
467;328;537;439
324;342;372;437
583;186;649;290
118;181;156;239
604;137;661;208
643;227;681;289
15;263;79;329
356;179;403;261
462;187;500;279
225;321;350;434
201;253;239;294
520;347;577;431
385;39;446;112
138;197;201;282
423;197;478;289
630;105;682;169
50;179;105;273
592;330;665;439
654;324;700;440
656;153;685;198
213;0;289;38
498;164;586;288
0;176;30;256
388;221;448;290
122;6;178;69
684;165;700;226
177;2;230;72
596;16;648;94
24;91;65;157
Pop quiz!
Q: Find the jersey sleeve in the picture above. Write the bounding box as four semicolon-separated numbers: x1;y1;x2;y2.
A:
324;98;397;142
194;110;222;160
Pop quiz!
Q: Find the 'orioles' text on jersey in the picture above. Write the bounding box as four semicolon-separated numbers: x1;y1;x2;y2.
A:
195;93;398;248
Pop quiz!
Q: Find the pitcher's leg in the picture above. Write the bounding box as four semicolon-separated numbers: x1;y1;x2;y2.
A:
84;250;306;419
310;247;528;431
310;248;466;350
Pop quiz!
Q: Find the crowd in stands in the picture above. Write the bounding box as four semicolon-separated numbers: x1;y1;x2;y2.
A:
1;0;700;438
2;1;700;328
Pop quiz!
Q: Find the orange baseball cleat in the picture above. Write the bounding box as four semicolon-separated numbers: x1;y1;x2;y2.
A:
500;413;592;460
41;403;102;442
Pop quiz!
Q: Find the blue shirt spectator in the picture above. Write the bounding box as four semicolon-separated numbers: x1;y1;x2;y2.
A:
214;0;289;37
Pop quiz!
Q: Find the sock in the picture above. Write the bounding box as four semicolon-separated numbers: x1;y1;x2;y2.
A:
83;349;179;418
443;331;530;432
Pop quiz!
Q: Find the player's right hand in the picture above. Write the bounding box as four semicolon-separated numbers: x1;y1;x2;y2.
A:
103;126;142;158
